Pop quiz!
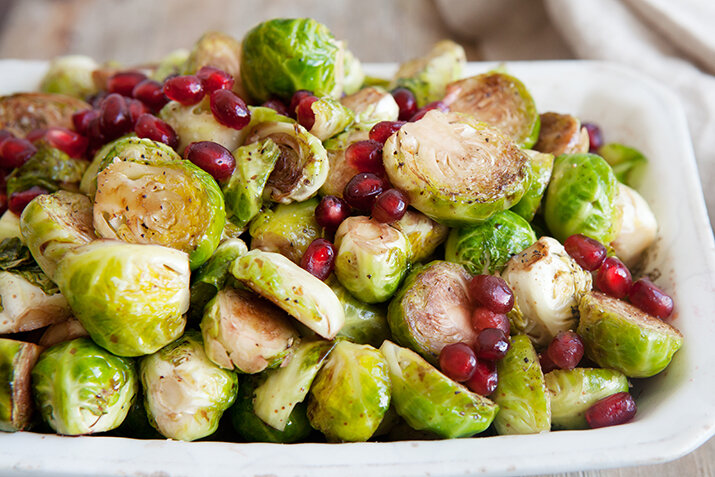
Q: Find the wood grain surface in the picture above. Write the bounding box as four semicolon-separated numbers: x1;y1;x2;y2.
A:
0;0;712;476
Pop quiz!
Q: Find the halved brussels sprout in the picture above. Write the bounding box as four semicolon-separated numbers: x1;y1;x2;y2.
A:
545;368;629;430
38;317;88;348
0;92;90;136
510;150;554;222
306;97;354;141
492;334;550;435
7;144;88;197
32;337;137;435
55;240;190;357
329;277;391;348
152;48;190;82
0;270;70;334
598;143;648;189
140;330;238;441
611;183;657;267
544;153;619;245
577;291;683;378
93;137;225;269
445;210;536;275
340;87;399;125
393;40;465;107
391;209;449;263
501;237;592;347
444;72;540;149
380;340;498;438
533;112;589;156
230;250;345;339
320;126;370;197
342;48;365;96
0;338;42;432
387;261;476;365
383;111;530;225
0;211;22;242
40;55;99;99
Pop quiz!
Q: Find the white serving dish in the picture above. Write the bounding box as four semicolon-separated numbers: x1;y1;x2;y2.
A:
0;60;713;477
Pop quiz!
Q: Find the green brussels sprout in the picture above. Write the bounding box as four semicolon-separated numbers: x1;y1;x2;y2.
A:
387;261;476;365
545;368;629;429
305;97;354;141
240;18;343;102
55;240;190;357
248;198;323;264
93;137;225;269
0;338;42;431
140;330;238;441
445;210;536;275
501;237;592;347
0;92;90;137
533;112;589;157
319;126;370;197
393;40;466;107
32;337;137;435
391;209;449;263
510;150;554;222
598;143;648;189
329;277;390;348
342;48;365;96
6;144;88;197
307;340;391;442
334;216;410;304
611;183;657;267
444;72;540;149
20;191;95;280
492;335;550;435
231;250;345;339
544;153;620;245
383;111;530;226
39;317;88;348
39;55;99;99
152;49;190;82
0;211;22;242
340;87;399;125
577;291;683;378
380;340;498;438
201;286;299;373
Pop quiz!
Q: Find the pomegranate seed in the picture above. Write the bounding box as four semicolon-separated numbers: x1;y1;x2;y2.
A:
86;115;107;151
0;130;13;143
345;140;384;174
583;122;603;153
585;392;637;428
184;141;236;182
629;278;674;320
0;137;37;169
564;234;607;271
296;95;319;130
132;79;169;112
126;98;150;126
315;195;351;233
99;93;132;139
471;306;510;336
72;109;96;136
300;238;336;281
289;90;313;117
343;172;385;211
25;129;47;143
8;186;48;215
475;328;510;361
439;343;477;382
468;275;514;314
596;257;632;299
34;127;89;158
135;114;178;149
163;75;205;105
372;188;408;223
107;71;147;97
261;99;290;117
539;352;557;373
545;331;584;370
409;101;449;122
391;87;418;121
210;89;251;130
369;121;406;144
196;66;234;93
0;192;7;216
465;359;498;395
88;91;108;108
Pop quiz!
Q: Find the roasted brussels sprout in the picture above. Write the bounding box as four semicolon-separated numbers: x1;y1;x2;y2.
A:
152;49;190;82
38;317;88;348
510;150;554;222
0;338;42;432
40;55;99;99
383;111;530;225
32;337;137;435
329;277;391;348
303;97;354;141
0;93;90;137
184;31;241;80
391;209;448;263
342;48;365;96
340;87;399;125
598;142;648;188
533;112;589;156
140;330;238;441
0;211;22;242
611;183;657;267
7;144;88;198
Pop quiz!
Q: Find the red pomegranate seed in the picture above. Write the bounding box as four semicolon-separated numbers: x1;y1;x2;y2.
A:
132;79;169;112
34;127;89;158
539;352;557;373
468;275;515;314
8;186;48;215
86;115;107;151
343;172;386;211
585;392;637;428
345;140;384;174
0;137;37;169
135;114;178;149
583;122;604;153
210;89;251;130
629;278;674;320
369;121;406;144
296;95;319;130
25;129;47;143
261;99;290;117
471;306;510;336
596;257;632;299
196;66;234;93
475;328;510;361
0;192;7;216
99;93;132;139
372;188;408;223
289;90;313;117
300;238;336;281
546;331;584;370
163;75;205;105
107;71;147;97
127;98;150;126
465;359;498;395
564;234;607;271
72;109;97;136
0;130;13;144
439;343;477;382
88;91;108;108
315;195;351;233
184;141;236;182
409;101;449;122
391;87;418;121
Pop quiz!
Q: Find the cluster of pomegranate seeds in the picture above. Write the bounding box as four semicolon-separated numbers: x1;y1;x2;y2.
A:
471;307;510;336
210;89;251;130
262;98;290;117
468;275;515;314
196;66;234;93
585;392;637;428
296;95;319;130
345;140;384;174
372;188;408;223
629;278;674;319
595;256;632;299
439;343;477;382
391;88;418;121
369;121;405;144
465;359;498;395
8;186;48;215
183;141;236;182
135;114;178;150
564;234;607;271
132;79;169;112
0;136;37;169
343;172;385;211
583;122;604;153
315;195;351;233
409;100;448;122
300;238;336;281
163;75;205;105
540;331;584;373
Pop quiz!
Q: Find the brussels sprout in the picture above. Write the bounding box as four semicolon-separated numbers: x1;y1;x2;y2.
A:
544;153;619;245
0;92;90;137
0;211;21;242
445;210;536;275
6;144;88;197
38;317;88;348
383;111;530;226
393;40;465;107
444;72;540;149
240;18;343;102
307;340;390;442
140;330;238;441
500;237;592;347
93;137;225;269
391;209;449;263
342;49;365;96
533;112;589;156
305;97;354;141
545;368;629;429
152;48;190;82
492;334;550;435
329;277;390;348
40;55;99;99
0;338;42;432
252;339;335;431
55;240;190;357
577;291;683;378
334;216;410;304
0;270;70;334
387;261;476;365
340;87;399;125
510;150;554;222
32;337;137;435
201;286;299;373
611;183;657;267
231;250;345;339
319;126;370;197
598;143;648;188
248;198;322;264
220;219;246;241
184;31;241;80
380;340;497;438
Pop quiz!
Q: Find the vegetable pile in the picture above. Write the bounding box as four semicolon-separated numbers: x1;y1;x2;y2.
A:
0;17;681;442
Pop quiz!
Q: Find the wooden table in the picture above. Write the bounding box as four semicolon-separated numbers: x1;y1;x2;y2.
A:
0;0;712;475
